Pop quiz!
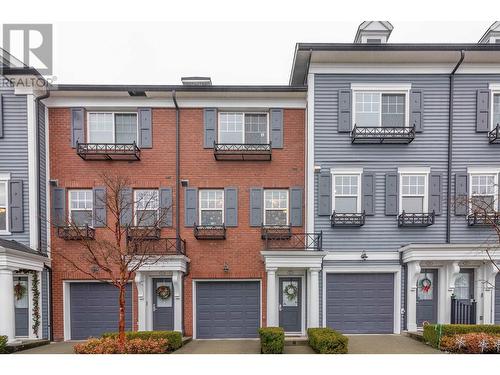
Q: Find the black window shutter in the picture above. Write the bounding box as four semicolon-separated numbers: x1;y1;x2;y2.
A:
249;188;263;227
455;173;468;216
290;187;303;227
410;90;424;132
318;169;332;216
159;188;172;227
52;187;66;227
362;172;375;216
71;108;85;148
92;187;107;227
9;180;23;232
428;173;442;215
385;173;399;216
119;187;133;226
270;108;284;148
184;187;198;227
204;108;217;148
338;89;352;133
138;108;152;148
476;90;490;133
224;187;238;227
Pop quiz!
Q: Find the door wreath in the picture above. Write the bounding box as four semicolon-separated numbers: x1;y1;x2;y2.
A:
14;281;27;300
419;277;432;293
156;285;171;300
283;283;298;301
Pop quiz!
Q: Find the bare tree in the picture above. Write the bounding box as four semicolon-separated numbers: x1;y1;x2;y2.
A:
55;174;176;346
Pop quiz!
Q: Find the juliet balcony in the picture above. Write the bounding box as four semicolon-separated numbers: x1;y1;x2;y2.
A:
398;211;435;227
351;125;415;144
262;230;322;251
57;225;95;240
467;211;500;226
127;237;186;256
213;142;272;161
488;124;500;144
194;224;227;240
330;211;366;227
126;226;161;241
76;142;141;161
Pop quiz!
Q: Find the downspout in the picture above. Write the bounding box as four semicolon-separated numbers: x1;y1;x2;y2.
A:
446;50;465;243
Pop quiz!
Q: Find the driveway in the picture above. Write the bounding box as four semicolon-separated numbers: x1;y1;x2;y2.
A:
347;335;439;354
175;339;314;354
13;341;77;354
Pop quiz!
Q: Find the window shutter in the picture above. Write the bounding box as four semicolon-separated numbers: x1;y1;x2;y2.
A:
428;173;442;215
249;188;263;227
9;180;23;232
203;108;217;148
410;90;423;132
476;90;491;132
385;173;398;216
184;187;198;227
138;108;152;148
270;108;283;148
92;187;107;228
71;108;85;148
318;168;332;216
119;187;133;226
224;187;238;227
0;94;3;138
52;187;66;227
338;89;352;133
159;188;172;227
362;172;375;216
290;187;303;227
454;173;468;216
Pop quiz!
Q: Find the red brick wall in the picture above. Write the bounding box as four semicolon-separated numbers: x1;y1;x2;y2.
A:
49;107;305;340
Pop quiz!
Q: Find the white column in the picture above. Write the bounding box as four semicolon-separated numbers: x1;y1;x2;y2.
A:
0;269;16;342
308;268;320;328
266;268;278;327
480;262;499;325
172;271;183;333
134;273;146;331
440;261;460;324
406;261;421;332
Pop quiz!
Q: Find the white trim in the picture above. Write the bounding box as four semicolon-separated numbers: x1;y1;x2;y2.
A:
67;189;93;225
467;166;500;175
468;171;499;212
0;246;48;271
198;189;224;226
398;166;431;175
309;63;500;75
192;279;262;340
44;106;51;257
277;274;306;335
331;169;362;214
323;251;399;262
306;74;314;234
86;111;139;144
217;111;269;144
261;251;326;270
263;189;289;226
398;171;429;215
488;83;500;91
489;89;499;131
350;83;412;91
400;243;500;263
0;175;11;235
27;95;38;249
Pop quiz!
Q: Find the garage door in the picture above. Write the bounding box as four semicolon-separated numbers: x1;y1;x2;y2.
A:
496;274;500;324
70;283;132;340
196;281;260;339
326;273;394;334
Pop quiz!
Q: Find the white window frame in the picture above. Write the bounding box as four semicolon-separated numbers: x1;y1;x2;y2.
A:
263;189;289;226
351;83;411;128
134;189;160;226
198;189;224;226
0;173;11;235
398;167;430;215
217;111;270;144
87;111;139;144
331;169;362;214
491;90;500;130
468;172;499;213
68;189;93;227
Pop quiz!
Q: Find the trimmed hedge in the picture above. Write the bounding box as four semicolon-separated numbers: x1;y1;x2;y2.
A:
102;331;183;352
0;335;7;354
259;327;284;354
307;328;348;354
74;337;170;354
423;324;500;349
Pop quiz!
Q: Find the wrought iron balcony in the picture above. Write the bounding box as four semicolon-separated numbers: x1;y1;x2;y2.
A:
488;124;500;144
127;237;186;256
351;125;415;144
330;211;366;227
126;226;161;241
57;225;95;240
77;142;141;161
261;224;292;240
467;211;500;226
263;232;322;251
398;211;435;227
213;142;272;161
194;224;226;240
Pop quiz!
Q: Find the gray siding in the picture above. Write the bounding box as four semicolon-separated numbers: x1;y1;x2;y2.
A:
314;74;450;253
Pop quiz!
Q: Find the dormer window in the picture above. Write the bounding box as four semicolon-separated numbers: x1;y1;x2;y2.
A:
353;21;393;44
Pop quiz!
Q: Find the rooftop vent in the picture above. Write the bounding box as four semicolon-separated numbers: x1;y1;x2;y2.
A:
478;21;500;44
181;76;212;86
354;21;393;44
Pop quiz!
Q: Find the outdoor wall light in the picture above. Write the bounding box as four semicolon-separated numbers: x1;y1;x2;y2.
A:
223;263;230;273
180;179;189;187
361;251;368;261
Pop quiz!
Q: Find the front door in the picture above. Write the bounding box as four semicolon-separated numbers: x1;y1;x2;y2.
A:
14;276;29;337
279;277;301;333
152;278;174;331
416;269;438;326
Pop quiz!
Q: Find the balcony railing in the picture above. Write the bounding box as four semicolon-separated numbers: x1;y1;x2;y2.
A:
330;211;366;227
126;226;161;241
213;142;272;161
77;142;141;161
194;224;226;240
261;224;292;240
488;124;500;144
263;232;322;251
351;125;415;144
467;211;500;226
127;237;186;256
57;225;95;240
450;297;476;325
398;211;435;227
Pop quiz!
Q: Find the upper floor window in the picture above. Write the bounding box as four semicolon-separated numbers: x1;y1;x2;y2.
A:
69;189;93;227
134;189;159;227
400;174;427;213
264;189;288;226
354;92;407;128
470;174;497;212
218;112;268;144
88;112;138;144
199;189;224;226
493;93;500;129
0;180;8;232
333;174;361;213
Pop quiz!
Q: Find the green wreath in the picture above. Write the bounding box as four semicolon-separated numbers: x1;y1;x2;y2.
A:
156;285;171;300
283;284;298;301
14;282;27;301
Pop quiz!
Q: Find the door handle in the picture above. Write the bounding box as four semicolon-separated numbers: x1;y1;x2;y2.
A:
153;304;157;312
278;304;282;312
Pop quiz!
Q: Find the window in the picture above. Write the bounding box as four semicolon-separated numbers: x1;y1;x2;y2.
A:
333;174;361;213
134;189;159;227
470;174;497;213
454;272;472;300
69;190;93;227
88;112;138;144
493;93;500;129
0;180;8;232
354;91;408;128
264;189;288;226
199;189;224;226
401;175;426;213
219;112;268;144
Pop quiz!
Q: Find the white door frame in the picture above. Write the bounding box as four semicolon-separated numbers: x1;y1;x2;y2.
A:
277;273;306;336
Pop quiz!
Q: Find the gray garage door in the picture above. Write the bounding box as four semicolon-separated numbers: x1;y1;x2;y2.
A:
326;273;394;334
496;274;500;324
70;283;132;340
196;281;260;339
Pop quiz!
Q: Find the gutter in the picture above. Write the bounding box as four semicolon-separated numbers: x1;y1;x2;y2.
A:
446;50;465;243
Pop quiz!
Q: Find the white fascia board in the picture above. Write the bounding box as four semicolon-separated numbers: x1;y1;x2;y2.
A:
128;255;190;273
310;63;500;75
399;243;500;263
398;166;431;175
467;166;500;174
322;264;401;273
351;82;412;91
331;167;363;175
0;247;48;271
260;251;326;270
488;83;500;91
323;251;400;262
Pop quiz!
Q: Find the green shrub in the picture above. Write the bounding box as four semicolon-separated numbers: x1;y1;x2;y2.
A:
423;324;500;349
74;337;169;354
0;335;7;354
307;328;348;354
258;327;284;354
102;331;182;352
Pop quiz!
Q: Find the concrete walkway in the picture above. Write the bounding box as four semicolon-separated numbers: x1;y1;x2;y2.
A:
347;335;439;354
13;341;77;354
175;339;314;354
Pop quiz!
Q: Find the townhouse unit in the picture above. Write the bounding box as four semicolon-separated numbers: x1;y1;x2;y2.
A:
293;21;500;334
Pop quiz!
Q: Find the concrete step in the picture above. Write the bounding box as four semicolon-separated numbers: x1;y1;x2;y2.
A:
404;331;426;343
6;339;50;353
